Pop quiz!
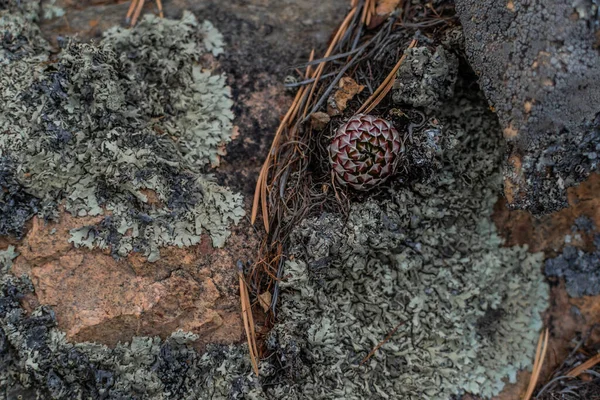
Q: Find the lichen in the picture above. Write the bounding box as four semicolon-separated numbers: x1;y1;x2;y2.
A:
0;157;41;238
0;274;265;400
545;217;600;297
270;87;549;399
0;6;244;259
0;246;18;274
392;46;458;111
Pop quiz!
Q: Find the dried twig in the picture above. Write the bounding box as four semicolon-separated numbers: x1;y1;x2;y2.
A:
357;38;417;114
567;353;600;378
131;0;145;26
360;320;406;366
125;0;138;23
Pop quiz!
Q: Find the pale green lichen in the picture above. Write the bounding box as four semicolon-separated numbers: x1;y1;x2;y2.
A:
0;246;18;274
0;6;243;259
41;0;64;19
268;90;549;399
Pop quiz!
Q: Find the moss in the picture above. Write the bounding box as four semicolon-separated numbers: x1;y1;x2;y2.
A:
0;6;243;260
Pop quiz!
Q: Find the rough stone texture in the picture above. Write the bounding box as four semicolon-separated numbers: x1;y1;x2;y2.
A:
9;210;258;349
491;173;600;400
455;0;600;215
0;0;346;350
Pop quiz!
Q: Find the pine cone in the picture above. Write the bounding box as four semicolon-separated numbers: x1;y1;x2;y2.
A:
329;114;402;190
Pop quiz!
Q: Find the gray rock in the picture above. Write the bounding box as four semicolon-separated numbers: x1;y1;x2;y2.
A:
455;0;600;214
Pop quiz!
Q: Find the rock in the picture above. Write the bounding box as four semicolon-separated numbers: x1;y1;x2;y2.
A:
10;211;258;349
455;0;600;214
491;172;600;399
493;173;600;254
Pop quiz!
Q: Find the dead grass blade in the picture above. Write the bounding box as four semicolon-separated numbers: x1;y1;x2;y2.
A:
155;0;163;18
302;7;357;119
125;0;138;22
360;320;406;366
524;328;549;400
251;83;308;232
130;0;145;26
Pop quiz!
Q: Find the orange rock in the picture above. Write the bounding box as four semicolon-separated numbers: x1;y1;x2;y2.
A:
10;210;258;350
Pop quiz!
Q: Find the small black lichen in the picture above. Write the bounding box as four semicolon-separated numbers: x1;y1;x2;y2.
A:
0;157;40;238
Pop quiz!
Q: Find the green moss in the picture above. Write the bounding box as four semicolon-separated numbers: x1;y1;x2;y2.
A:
0;7;243;259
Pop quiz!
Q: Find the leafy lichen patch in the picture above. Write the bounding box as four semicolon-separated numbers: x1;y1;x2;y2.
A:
269;89;549;399
0;4;243;259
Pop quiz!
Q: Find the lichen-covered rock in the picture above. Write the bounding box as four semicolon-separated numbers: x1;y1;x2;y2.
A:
545;216;600;298
273;87;549;399
455;0;600;214
5;210;253;348
0;274;265;400
392;45;458;111
0;7;244;260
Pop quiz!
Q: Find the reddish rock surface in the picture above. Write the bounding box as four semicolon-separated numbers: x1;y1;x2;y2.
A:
493;173;600;255
491;173;600;399
11;210;258;349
